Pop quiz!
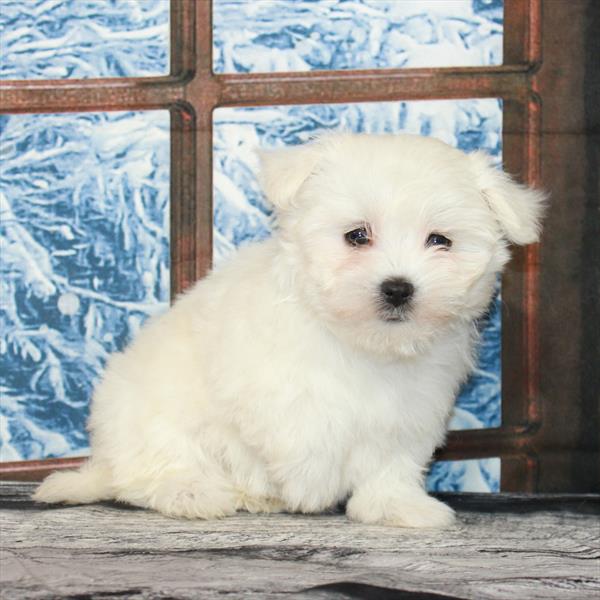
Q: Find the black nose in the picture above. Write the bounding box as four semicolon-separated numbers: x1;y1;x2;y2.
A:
380;278;415;307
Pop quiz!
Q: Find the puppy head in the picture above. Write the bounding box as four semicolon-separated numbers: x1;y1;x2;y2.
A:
260;134;545;357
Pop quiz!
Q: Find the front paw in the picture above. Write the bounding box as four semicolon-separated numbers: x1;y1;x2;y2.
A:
346;491;455;528
122;475;238;520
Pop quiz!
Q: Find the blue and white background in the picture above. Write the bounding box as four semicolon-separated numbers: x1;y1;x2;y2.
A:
0;0;503;493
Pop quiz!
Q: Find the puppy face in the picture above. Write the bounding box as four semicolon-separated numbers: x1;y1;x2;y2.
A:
260;134;544;356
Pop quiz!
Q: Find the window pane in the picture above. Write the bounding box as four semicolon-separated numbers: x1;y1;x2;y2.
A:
213;98;502;437
213;0;503;73
0;111;170;461
0;0;170;80
427;458;500;493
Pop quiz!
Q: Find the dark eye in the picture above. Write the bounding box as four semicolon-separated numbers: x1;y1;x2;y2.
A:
426;233;452;249
344;226;372;247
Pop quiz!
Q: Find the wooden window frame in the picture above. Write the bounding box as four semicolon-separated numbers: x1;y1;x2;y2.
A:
1;0;597;493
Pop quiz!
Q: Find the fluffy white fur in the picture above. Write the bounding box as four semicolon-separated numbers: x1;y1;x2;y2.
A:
34;134;545;527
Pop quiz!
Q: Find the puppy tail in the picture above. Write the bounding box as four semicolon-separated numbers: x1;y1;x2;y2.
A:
33;461;113;505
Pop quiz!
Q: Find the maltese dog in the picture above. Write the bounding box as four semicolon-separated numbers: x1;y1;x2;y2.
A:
35;134;544;527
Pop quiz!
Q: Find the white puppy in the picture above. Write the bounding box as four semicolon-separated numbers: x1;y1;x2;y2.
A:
35;134;544;527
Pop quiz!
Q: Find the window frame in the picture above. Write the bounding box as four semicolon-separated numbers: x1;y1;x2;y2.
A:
2;0;596;493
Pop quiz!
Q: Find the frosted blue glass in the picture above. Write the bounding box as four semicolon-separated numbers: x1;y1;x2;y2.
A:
213;0;503;73
427;458;500;493
1;0;503;493
0;0;169;80
0;111;170;461
214;98;502;435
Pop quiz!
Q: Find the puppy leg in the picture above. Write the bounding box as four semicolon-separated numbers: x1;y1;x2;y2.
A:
144;464;285;517
269;448;345;514
137;471;238;520
346;458;455;528
237;495;286;515
110;440;239;519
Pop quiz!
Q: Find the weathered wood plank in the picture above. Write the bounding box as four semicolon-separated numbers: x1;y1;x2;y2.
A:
1;483;599;599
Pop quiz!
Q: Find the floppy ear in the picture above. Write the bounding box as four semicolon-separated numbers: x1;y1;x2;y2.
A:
470;151;546;245
258;142;321;210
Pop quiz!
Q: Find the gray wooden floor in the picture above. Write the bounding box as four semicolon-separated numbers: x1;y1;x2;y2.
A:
1;483;599;599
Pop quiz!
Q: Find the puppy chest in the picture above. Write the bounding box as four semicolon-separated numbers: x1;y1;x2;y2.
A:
231;374;402;459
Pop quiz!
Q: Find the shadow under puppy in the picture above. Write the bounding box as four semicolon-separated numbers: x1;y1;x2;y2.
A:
35;133;544;527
